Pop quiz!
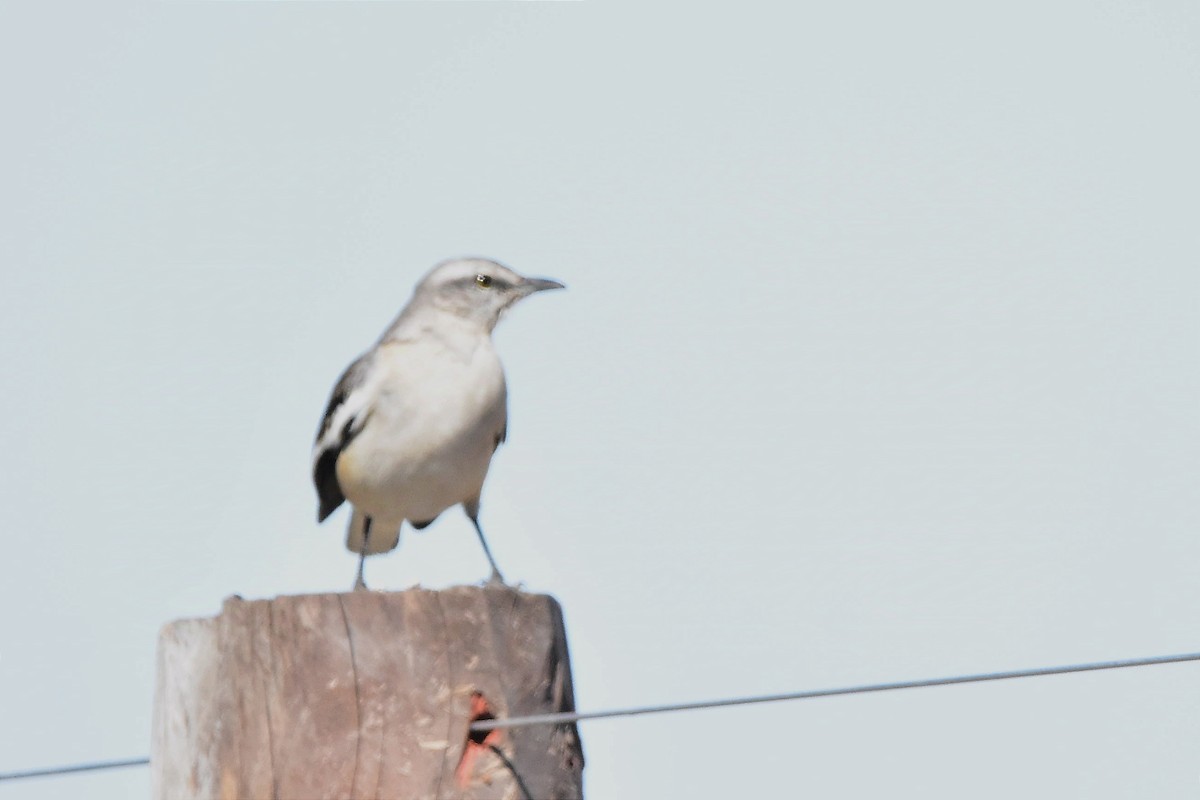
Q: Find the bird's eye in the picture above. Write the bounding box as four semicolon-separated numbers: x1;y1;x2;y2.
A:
475;274;493;289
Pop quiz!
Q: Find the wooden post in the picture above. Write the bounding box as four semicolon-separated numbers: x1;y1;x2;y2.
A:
152;586;584;800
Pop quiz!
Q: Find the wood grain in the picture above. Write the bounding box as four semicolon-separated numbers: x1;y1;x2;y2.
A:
152;587;583;800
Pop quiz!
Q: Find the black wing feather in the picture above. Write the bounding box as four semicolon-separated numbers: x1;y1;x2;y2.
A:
313;355;371;522
314;446;345;522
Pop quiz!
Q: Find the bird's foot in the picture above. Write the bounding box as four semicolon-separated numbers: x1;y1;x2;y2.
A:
485;569;506;586
353;576;369;592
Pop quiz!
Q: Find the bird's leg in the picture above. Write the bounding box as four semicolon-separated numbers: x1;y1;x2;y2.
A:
354;516;372;591
470;516;505;584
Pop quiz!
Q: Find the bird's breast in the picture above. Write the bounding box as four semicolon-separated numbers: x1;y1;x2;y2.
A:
336;339;507;520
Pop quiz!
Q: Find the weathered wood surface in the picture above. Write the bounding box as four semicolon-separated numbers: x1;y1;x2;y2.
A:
152;586;583;800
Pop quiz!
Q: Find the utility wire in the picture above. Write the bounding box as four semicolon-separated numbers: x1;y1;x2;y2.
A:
488;744;535;800
0;757;149;782
469;650;1200;731
4;651;1197;782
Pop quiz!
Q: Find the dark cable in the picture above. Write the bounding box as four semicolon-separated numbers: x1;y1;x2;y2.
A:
5;650;1198;782
488;744;535;800
470;650;1200;732
0;757;150;782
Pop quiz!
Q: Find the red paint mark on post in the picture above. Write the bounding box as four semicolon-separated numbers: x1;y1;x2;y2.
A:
455;691;503;788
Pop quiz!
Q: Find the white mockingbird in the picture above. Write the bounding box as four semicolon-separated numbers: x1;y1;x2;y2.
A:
312;257;564;589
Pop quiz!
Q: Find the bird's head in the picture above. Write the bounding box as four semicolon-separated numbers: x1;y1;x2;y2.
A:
414;257;565;331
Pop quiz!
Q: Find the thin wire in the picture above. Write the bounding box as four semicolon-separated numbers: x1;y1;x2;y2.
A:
4;651;1197;781
0;757;149;782
488;744;535;800
470;650;1200;732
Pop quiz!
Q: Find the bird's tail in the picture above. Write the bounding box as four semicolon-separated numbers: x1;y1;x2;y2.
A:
346;510;402;555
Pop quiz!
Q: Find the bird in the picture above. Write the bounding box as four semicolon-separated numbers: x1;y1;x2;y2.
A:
311;257;565;590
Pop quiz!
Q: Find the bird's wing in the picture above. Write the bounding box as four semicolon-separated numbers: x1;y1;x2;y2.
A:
493;373;509;452
312;352;375;522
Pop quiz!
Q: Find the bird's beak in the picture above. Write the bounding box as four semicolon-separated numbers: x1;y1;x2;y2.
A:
521;277;566;294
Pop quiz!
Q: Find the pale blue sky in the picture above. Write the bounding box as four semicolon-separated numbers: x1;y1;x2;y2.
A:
3;1;1200;798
